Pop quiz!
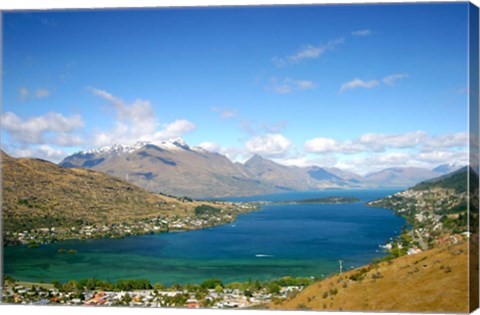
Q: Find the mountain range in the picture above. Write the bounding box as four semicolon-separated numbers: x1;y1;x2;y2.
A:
59;138;463;198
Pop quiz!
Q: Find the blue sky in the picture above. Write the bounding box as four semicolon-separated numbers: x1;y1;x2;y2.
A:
1;3;471;174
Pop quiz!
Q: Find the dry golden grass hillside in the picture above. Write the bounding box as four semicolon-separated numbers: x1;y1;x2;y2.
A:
1;151;216;232
270;241;470;313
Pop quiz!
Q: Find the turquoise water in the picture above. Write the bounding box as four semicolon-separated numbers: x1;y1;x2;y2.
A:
3;189;405;285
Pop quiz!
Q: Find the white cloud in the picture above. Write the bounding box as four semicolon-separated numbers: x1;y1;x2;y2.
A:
279;155;338;168
351;29;372;36
358;131;427;151
52;134;84;146
90;88;196;147
422;132;468;150
35;88;51;98
152;119;196;142
3;144;67;163
383;73;409;86
18;87;29;101
339;78;380;93
196;142;247;162
304;137;339;153
304;131;468;155
333;150;468;175
272;38;344;67
340;73;409;93
267;78;317;94
13;145;67;163
91;88;156;131
198;142;221;152
239;131;468;174
1;111;84;145
245;133;292;157
304;137;364;154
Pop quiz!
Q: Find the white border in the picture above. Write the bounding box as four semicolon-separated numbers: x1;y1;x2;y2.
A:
1;1;479;315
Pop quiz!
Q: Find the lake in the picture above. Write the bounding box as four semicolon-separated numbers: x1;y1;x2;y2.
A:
3;189;405;285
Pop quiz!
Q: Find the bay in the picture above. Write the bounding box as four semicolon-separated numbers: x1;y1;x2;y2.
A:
3;189;405;285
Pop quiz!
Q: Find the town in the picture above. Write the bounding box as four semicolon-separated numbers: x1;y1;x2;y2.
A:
368;185;469;260
1;276;312;308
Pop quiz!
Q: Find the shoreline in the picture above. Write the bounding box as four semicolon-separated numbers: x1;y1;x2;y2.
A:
3;193;370;248
4;195;401;285
3;201;261;247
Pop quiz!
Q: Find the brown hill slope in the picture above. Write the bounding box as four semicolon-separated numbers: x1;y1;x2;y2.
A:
1;151;219;232
61;143;279;198
270;241;469;313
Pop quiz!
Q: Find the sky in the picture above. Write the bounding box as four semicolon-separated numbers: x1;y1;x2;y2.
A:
1;3;472;174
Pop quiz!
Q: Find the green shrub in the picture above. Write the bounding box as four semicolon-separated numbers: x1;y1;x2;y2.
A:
194;205;221;216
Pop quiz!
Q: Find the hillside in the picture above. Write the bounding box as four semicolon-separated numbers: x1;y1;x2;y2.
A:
1;151;255;244
270;241;469;313
412;166;470;192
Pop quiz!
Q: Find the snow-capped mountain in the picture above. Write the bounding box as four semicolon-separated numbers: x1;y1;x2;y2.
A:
81;141;151;156
60;138;274;198
79;138;192;156
59;138;368;198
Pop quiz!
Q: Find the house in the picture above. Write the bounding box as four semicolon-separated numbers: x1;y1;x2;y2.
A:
450;234;463;244
407;247;422;255
187;298;200;308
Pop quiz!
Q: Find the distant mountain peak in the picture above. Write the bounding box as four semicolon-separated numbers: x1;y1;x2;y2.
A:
170;137;190;150
432;162;464;174
246;154;264;163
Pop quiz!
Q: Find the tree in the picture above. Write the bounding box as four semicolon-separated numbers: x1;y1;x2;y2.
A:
214;285;223;293
201;278;223;289
123;293;132;304
154;283;165;291
3;275;15;286
52;280;63;290
170;283;183;291
63;280;81;292
267;283;281;294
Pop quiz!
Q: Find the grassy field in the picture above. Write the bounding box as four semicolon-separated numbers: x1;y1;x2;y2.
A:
1;151;240;233
270;241;470;313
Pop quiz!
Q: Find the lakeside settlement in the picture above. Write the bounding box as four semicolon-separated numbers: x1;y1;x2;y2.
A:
3;201;259;247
